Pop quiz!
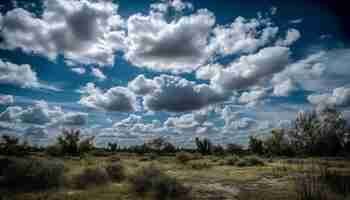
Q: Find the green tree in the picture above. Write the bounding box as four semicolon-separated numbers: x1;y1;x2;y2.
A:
195;137;212;155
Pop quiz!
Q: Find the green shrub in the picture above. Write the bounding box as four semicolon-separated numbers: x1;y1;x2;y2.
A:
236;156;264;167
190;161;211;170
105;161;125;182
226;155;240;166
73;167;110;189
0;135;29;156
1;158;64;191
176;152;193;164
130;165;191;200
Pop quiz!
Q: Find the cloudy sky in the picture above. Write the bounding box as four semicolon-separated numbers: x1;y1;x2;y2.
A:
0;0;349;147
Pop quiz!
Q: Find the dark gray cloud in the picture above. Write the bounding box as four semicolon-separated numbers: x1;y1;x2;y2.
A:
131;75;228;112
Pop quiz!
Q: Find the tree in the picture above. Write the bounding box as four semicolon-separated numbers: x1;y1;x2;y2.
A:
248;135;265;155
108;142;118;152
264;129;295;156
195;137;212;155
54;129;94;156
287;108;349;156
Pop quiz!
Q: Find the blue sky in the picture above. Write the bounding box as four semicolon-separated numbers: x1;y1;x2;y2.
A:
0;0;350;147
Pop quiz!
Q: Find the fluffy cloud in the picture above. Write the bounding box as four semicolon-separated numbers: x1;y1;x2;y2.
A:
151;0;193;12
0;95;14;105
71;67;86;75
289;18;303;24
164;111;217;135
210;16;279;56
128;75;157;95
98;114;165;139
58;112;88;126
195;63;223;80
273;79;298;96
0;59;40;88
276;28;301;46
208;46;290;91
0;100;88;126
0;106;23;122
79;83;137;112
91;67;107;80
0;0;125;65
130;75;228;112
274;49;350;92
25;126;48;138
239;88;268;105
308;87;350;108
125;9;215;73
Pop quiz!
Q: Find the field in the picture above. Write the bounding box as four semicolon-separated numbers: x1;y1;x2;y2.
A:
2;153;350;200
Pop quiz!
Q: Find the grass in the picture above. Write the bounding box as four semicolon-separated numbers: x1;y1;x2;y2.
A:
1;154;350;200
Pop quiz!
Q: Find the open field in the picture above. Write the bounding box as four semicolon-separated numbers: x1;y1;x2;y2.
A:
1;154;350;200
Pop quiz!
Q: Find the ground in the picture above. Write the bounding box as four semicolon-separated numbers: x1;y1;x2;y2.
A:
2;153;350;200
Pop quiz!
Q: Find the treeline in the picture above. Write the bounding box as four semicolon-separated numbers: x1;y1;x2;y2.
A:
249;108;350;157
1;108;350;158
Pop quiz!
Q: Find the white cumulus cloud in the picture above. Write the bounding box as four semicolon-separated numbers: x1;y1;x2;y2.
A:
79;83;137;112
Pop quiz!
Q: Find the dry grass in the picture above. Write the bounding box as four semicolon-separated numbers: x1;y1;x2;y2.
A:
1;154;350;200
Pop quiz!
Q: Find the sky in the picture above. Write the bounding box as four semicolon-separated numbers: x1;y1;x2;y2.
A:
0;0;350;147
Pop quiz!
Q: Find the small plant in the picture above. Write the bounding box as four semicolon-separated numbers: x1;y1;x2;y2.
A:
176;152;193;164
105;161;125;182
73;167;110;189
1;158;64;191
130;165;191;200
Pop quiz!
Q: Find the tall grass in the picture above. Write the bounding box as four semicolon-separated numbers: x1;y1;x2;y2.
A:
294;162;350;200
129;165;191;200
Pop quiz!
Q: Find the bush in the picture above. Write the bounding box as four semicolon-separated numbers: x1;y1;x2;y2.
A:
73;167;110;189
176;152;193;164
190;161;211;170
130;165;191;200
105;161;125;182
0;158;64;191
0;135;29;156
226;143;245;155
236;156;264;167
226;155;240;166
